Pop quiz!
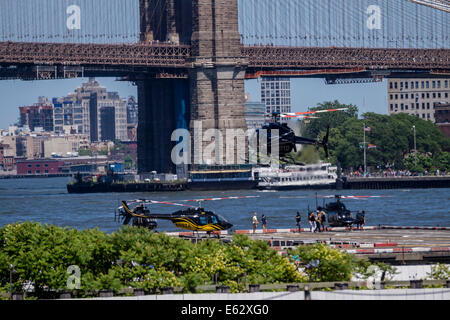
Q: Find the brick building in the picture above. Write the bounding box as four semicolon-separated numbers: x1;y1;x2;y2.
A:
435;102;450;138
16;159;63;175
19;97;54;132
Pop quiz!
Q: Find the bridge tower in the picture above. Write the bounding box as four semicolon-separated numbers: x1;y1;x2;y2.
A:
137;0;192;174
137;0;248;174
189;0;248;167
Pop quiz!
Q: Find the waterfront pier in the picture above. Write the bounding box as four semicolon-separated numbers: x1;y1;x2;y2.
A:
167;226;450;265
342;176;450;189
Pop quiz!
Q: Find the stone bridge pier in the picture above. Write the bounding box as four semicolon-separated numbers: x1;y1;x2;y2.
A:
137;0;248;174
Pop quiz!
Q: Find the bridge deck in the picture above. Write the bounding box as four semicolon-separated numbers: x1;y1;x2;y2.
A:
1;42;449;71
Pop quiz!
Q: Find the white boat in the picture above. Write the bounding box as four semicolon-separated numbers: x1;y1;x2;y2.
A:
253;162;337;190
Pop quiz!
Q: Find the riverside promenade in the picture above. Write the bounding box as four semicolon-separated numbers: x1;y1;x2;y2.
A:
341;175;450;189
166;226;450;265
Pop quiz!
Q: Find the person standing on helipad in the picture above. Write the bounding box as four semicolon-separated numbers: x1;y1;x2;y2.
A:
261;214;267;231
295;212;301;232
252;212;259;234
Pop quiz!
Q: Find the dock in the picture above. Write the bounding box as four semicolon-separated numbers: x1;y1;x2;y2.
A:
166;226;450;265
341;176;450;189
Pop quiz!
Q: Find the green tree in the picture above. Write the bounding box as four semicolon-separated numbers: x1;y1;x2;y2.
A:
288;243;356;282
426;263;450;280
435;152;450;172
78;149;93;156
124;155;135;170
322;111;450;170
302;100;359;139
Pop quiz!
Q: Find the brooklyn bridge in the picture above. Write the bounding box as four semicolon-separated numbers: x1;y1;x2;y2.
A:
0;0;448;173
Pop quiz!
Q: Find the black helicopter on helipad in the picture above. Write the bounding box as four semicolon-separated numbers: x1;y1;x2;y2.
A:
309;195;388;228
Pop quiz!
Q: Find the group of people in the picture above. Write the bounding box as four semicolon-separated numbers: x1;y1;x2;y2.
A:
251;209;328;233
252;212;267;233
347;169;448;178
308;208;327;233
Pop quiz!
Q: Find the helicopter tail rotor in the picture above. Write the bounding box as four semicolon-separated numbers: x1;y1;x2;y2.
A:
117;201;133;225
321;126;330;158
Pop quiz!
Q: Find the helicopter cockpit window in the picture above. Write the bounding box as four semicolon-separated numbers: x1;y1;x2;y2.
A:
216;214;228;223
210;216;219;224
199;216;208;225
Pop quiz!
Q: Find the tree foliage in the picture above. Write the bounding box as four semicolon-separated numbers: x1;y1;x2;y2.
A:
0;223;307;297
0;223;400;297
305;103;450;170
302;100;359;140
288;243;356;282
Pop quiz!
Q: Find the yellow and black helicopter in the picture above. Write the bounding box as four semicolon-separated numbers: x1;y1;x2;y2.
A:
115;196;259;233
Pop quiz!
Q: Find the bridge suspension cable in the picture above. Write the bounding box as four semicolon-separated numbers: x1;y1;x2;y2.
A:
0;0;140;44
0;0;447;49
238;0;449;49
407;0;450;13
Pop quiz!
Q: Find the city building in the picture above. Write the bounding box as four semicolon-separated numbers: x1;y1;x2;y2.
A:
244;101;266;130
435;102;450;138
1;136;21;158
43;135;89;158
126;96;138;125
53;78;128;142
0;144;4;170
24;135;45;159
388;78;450;122
18;97;54;132
260;77;291;115
16;159;63;175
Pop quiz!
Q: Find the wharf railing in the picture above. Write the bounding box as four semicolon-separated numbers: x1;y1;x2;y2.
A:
3;279;449;300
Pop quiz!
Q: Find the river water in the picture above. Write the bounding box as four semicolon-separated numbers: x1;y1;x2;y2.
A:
0;177;449;233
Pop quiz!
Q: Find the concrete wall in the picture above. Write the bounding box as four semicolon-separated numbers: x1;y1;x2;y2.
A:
87;288;450;301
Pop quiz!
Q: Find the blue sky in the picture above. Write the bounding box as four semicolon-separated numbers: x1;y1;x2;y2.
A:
0;77;388;129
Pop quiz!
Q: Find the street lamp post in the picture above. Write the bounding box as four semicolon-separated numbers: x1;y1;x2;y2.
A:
363;123;367;175
412;125;417;167
9;264;15;298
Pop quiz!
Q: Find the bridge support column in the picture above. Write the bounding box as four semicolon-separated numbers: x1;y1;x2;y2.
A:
189;0;248;165
189;65;247;165
137;79;190;174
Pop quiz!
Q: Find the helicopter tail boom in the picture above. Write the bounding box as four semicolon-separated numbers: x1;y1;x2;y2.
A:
121;201;132;213
322;126;330;158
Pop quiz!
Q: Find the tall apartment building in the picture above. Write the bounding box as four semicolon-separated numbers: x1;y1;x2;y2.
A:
260;77;291;116
18;97;54;132
387;78;450;122
53;78;127;142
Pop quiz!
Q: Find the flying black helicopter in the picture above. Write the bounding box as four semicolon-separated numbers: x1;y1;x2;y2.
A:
254;108;348;162
115;196;259;233
308;195;387;228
